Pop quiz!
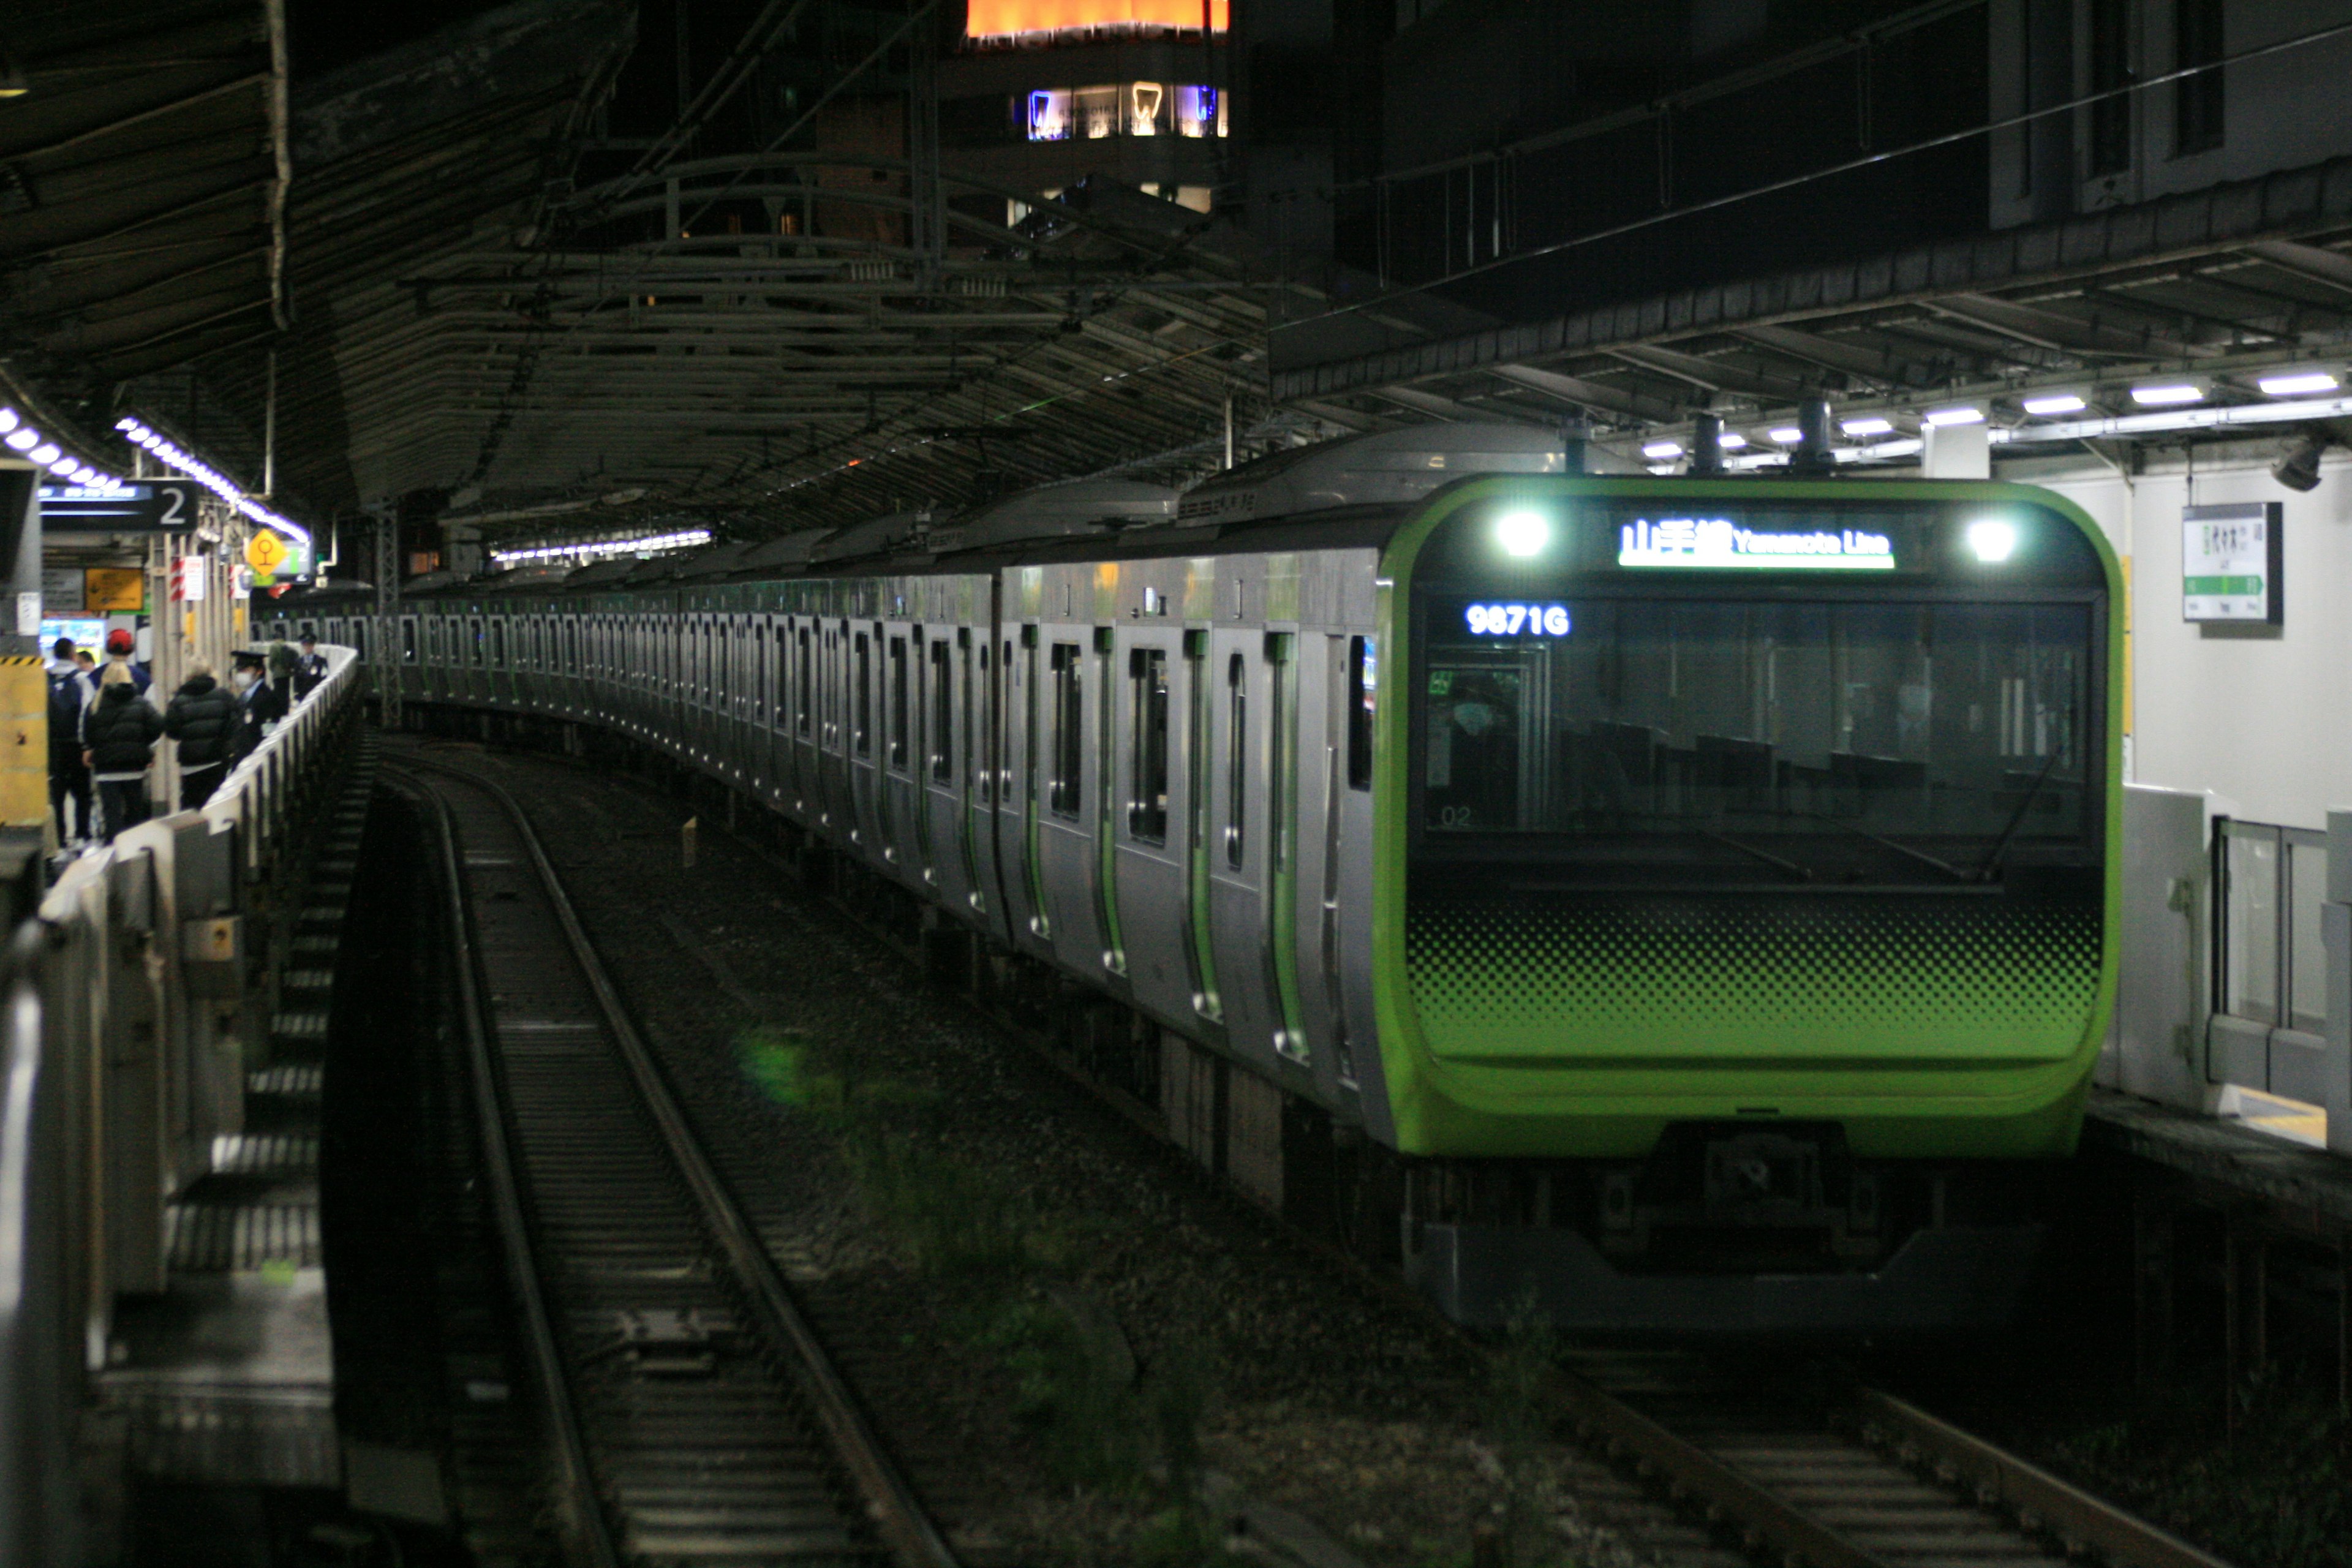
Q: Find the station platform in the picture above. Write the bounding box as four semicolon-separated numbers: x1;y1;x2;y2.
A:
94;747;374;1494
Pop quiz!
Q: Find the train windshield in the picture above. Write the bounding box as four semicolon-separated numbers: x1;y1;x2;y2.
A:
1414;595;2094;889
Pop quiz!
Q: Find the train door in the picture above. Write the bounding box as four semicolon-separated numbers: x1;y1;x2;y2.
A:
818;613;842;834
1207;570;1287;1069
1112;596;1192;1027
922;625;970;914
962;624;1009;941
992;617;1049;957
790;617;818;822
1034;574;1115;981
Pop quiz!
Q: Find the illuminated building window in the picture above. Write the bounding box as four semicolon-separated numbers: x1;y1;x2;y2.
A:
1131;82;1163;135
1176;85;1218;138
1076;84;1120;137
1028;89;1071;140
1025;84;1222;141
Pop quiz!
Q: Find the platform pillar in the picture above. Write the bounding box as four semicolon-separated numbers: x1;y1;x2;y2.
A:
2323;810;2352;1155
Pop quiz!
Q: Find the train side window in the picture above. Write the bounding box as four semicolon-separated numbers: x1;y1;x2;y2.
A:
888;636;909;771
796;628;812;734
1225;652;1246;868
1129;647;1169;843
1049;641;1082;818
1347;635;1374;790
929;638;953;782
854;633;872;756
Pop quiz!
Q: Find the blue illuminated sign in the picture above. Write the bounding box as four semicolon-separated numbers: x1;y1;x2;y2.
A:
1464;602;1571;637
1619;516;1893;570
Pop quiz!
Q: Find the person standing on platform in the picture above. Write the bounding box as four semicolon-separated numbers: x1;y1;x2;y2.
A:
102;628;156;706
81;665;162;842
292;634;328;700
46;637;94;847
229;649;287;763
164;662;238;809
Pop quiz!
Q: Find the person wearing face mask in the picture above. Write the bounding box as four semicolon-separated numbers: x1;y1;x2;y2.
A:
229;649;290;763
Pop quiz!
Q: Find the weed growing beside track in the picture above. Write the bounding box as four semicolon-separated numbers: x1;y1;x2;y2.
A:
740;1025;1257;1565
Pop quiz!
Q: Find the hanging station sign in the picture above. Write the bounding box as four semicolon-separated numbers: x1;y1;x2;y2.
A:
2182;502;2283;623
37;478;198;531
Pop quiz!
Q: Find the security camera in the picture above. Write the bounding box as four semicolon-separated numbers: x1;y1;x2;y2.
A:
2272;431;2333;492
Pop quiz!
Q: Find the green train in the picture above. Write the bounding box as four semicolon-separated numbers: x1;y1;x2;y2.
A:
287;423;2120;1332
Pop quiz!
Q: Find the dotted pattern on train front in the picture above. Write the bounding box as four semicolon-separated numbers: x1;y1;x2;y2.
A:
1403;895;2102;1061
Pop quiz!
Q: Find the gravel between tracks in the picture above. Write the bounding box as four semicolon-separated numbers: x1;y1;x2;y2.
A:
420;738;1681;1568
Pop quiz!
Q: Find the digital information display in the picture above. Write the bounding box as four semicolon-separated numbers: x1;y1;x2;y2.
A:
1464;602;1572;637
1619;516;1894;571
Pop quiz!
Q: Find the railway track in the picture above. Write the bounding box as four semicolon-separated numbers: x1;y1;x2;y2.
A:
390;757;957;1568
405;739;2236;1568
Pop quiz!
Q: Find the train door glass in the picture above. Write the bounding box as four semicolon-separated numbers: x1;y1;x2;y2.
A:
1185;632;1221;1019
929;639;953;782
1348;636;1375;790
469;617;484;666
796;627;812;734
854;633;872;756
971;641;989;805
888;636;909;771
1267;632;1306;1060
401;619;417;664
1049;642;1082;818
1128;647;1169;843
1225;652;1247;867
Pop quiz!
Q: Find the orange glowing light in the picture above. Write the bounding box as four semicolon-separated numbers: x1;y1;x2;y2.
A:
966;0;1227;36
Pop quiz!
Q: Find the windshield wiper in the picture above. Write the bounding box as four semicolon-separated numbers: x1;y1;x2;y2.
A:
1973;742;2070;883
1703;831;1814;882
1800;813;1972;884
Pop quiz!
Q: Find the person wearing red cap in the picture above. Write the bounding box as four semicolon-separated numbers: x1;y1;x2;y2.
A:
100;627;157;709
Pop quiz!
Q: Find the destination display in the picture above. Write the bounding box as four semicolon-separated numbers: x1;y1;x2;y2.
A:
1618;514;1896;571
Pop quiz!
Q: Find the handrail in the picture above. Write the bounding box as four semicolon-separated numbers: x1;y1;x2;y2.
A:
0;645;364;1567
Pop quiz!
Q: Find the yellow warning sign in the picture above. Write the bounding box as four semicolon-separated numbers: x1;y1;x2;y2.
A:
244;531;289;575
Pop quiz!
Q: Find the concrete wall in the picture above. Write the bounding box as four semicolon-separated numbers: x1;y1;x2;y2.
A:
2002;445;2352;826
1989;0;2352;229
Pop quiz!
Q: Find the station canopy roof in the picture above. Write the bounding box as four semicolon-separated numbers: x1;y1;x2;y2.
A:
7;2;2352;555
1268;157;2352;471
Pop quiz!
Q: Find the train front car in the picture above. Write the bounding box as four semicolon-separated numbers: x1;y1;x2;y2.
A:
1376;477;2120;1333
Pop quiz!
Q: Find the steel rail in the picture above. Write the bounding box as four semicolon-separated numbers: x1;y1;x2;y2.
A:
419;736;2239;1568
1849;1388;2234;1568
397;768;621;1568
397;753;959;1568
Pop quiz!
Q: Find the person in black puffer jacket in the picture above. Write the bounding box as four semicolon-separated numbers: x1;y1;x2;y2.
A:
164;663;239;809
83;666;165;842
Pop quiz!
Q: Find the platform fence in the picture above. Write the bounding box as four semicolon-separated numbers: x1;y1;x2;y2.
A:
0;646;363;1567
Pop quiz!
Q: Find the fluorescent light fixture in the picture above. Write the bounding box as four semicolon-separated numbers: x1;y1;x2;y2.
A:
1768;426;1804;444
4;429;35;453
1640;440;1684;460
1493;509;1551;557
1990;393;2352;445
2021;393;2086;416
113;413;311;544
1924;405;1985;426
2257;371;2339;397
1966;519;2018;563
489;528;714;566
28;443;59;466
2131;382;2203;406
1718;431;1749;450
46;455;76;475
1841;416;1894;437
0;408;15;434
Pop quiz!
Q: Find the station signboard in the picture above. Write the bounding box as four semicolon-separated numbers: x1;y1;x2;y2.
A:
2182;502;2283;624
38;479;199;532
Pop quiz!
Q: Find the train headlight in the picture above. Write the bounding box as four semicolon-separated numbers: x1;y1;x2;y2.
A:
1966;518;2018;564
1494;509;1551;557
